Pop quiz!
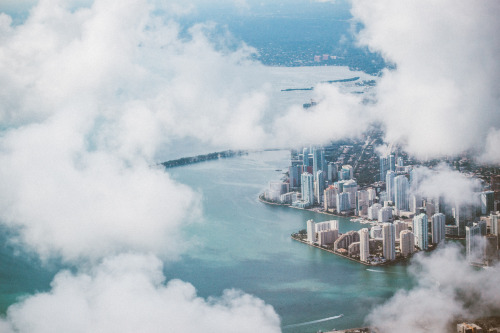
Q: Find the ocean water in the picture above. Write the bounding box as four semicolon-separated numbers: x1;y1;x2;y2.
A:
166;150;413;332
0;150;413;332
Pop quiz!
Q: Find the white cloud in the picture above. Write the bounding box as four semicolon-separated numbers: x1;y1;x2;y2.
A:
410;163;482;206
351;0;500;162
0;254;281;333
367;244;500;332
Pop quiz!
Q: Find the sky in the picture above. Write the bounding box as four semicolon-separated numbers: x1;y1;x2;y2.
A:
0;0;499;332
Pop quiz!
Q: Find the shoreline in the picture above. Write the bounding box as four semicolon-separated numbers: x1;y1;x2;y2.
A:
290;235;410;267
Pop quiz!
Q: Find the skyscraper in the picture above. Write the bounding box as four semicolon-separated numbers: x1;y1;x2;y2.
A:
312;147;325;177
480;191;494;215
302;147;310;167
491;212;500;248
431;213;446;245
394;175;409;212
466;224;482;263
327;162;338;183
382;223;396;261
307;219;316;243
400;230;415;257
389;153;396;172
343;179;358;208
301;172;314;207
386;170;395;202
413;213;428;250
336;192;350;212
379;155;390;182
315;170;325;204
359;228;370;262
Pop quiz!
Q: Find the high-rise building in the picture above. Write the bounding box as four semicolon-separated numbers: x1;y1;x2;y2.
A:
343;179;358;208
315;170;325;204
368;203;382;220
400;230;415;257
380;155;390;182
466;224;482;263
306;219;316;243
312;147;325;177
389;153;396;172
393;220;407;239
327;162;338;183
413;213;429;250
491;212;500;248
367;188;376;206
378;207;393;223
317;229;339;246
340;165;353;180
394;175;409;212
386;171;396;202
370;225;382;239
323;186;337;211
356;190;369;216
480;191;495;215
382;223;396;261
431;213;446;245
302;147;310;167
289;165;300;188
359;228;370;262
301;172;314;207
397;156;404;167
336;192;350;212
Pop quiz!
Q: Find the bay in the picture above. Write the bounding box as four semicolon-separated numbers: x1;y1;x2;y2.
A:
166;150;413;332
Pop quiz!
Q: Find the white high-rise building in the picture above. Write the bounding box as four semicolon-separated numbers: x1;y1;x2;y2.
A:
413;213;429;250
368;203;382;220
324;186;337;211
386;170;396;202
336;192;350;212
301;172;314;207
378;207;393;223
317;229;339;246
393;220;407;240
359;228;370;262
367;188;376;206
394;175;409;212
370;225;382;239
315;170;325;204
431;213;446;245
466;224;482;263
400;230;415;257
382;223;396;261
306;219;316;243
343;179;358;208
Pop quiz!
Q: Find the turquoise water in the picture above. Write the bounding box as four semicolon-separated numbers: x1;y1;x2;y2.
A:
0;150;413;332
166;150;413;332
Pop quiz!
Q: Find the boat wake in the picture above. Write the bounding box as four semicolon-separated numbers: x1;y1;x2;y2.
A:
366;269;385;273
283;314;344;328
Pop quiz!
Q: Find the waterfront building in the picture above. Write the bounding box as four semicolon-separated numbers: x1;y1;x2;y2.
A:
359;228;370;262
301;172;314;207
318;229;339;246
315;170;325;204
307;219;316;243
324;186;337;211
356;190;369;216
378;207;393;223
431;213;446;245
400;230;415;257
393;220;407;240
343;179;358;208
368;203;382;220
480;191;495;215
265;181;289;202
394;175;409;213
370;225;382;239
348;242;360;257
334;230;360;251
382;223;396;261
386;171;395;202
413;213;429;250
289;165;300;188
280;192;298;204
336;192;350;213
315;220;337;232
466;224;482;263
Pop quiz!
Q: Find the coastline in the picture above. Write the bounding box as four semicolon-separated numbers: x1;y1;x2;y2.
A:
290;235;410;267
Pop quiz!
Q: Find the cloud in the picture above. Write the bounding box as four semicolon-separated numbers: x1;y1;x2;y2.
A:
410;163;482;206
367;244;500;332
0;254;281;333
351;0;500;162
